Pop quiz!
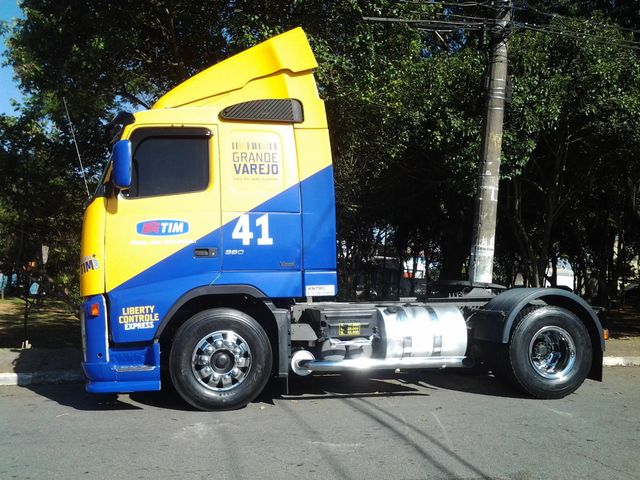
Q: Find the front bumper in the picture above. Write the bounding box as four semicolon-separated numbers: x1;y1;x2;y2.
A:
81;295;161;393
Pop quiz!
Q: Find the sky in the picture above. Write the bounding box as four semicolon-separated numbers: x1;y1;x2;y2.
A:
0;0;24;115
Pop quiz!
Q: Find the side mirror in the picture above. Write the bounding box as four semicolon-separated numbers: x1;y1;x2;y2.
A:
112;140;132;189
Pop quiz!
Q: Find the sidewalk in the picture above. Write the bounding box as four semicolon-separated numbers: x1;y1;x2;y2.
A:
601;336;640;366
0;347;83;386
1;337;639;387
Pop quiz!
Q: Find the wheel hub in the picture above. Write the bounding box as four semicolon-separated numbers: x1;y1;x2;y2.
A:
528;326;576;380
212;351;233;372
534;343;549;357
191;330;252;392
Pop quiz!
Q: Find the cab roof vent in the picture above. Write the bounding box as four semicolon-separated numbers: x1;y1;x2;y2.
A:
220;99;304;123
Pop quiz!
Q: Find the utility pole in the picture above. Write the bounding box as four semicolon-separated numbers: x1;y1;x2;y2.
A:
468;0;511;285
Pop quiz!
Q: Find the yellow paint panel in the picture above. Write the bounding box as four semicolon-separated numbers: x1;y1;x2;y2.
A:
80;197;106;296
93;27;336;290
102;122;333;290
294;128;333;181
105;194;220;291
154;28;316;110
219;124;299;213
104;131;221;291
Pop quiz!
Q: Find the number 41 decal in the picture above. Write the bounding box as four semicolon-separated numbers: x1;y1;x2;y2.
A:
232;214;274;246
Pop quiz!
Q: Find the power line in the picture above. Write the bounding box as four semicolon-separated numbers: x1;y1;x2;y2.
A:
434;12;494;22
362;16;486;30
515;1;640;36
514;22;640;51
400;0;492;7
365;2;640;51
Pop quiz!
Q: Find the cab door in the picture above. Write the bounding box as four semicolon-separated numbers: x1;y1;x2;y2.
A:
104;126;221;343
217;122;303;298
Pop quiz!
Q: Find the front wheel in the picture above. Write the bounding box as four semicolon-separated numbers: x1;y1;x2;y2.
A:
169;308;272;410
501;306;592;399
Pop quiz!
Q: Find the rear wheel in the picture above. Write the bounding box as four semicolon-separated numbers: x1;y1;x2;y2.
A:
169;308;272;410
500;306;592;399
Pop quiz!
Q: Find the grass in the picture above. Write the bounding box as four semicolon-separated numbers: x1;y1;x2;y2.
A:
0;294;637;349
0;297;81;349
606;303;640;339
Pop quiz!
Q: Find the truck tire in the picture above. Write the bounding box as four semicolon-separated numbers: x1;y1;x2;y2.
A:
169;308;272;410
500;306;592;399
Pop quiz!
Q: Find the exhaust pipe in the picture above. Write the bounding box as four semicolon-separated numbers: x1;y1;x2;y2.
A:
291;350;467;376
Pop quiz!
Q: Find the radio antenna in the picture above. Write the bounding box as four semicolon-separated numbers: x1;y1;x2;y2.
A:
62;97;90;198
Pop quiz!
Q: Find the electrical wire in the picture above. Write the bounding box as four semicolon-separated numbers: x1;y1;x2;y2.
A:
400;0;492;7
433;12;494;22
514;22;640;51
375;1;640;50
362;16;485;29
516;1;640;36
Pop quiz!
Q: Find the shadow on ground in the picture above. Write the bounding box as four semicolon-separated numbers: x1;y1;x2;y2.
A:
26;383;144;410
10;298;629;411
22;367;523;412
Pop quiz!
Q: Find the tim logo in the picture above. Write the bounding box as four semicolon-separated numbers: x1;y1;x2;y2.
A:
136;220;189;236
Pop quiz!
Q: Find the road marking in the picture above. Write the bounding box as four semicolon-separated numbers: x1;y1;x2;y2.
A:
310;442;363;449
543;406;573;418
431;412;455;452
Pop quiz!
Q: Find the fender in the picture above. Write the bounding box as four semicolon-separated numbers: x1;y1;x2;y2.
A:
154;284;290;377
154;284;268;339
468;287;605;380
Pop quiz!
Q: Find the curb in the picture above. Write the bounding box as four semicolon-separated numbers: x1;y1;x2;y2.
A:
0;369;84;386
0;357;638;387
602;356;640;367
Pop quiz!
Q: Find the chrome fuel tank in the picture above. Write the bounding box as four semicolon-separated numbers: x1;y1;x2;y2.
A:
291;303;469;375
378;305;468;359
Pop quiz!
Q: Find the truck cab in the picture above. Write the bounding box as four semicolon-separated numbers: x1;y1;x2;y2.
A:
81;28;335;396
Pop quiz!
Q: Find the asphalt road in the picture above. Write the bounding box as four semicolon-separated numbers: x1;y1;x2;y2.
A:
1;368;638;480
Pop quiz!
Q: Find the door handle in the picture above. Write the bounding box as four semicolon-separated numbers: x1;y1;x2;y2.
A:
194;247;217;258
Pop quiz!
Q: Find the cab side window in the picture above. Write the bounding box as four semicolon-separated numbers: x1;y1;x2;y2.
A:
127;132;210;198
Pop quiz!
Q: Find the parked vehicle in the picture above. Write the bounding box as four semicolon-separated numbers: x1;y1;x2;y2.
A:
79;28;604;410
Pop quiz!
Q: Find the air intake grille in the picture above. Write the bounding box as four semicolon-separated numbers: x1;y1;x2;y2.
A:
220;99;304;123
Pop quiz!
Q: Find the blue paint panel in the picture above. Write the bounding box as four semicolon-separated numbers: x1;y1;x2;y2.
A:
301;166;337;272
214;271;302;297
84;344;161;393
117;231;221;292
87;380;160;393
109;272;215;343
109;270;303;343
108;165;335;344
81;295;108;364
114;167;333;293
252;181;300;213
221;212;301;270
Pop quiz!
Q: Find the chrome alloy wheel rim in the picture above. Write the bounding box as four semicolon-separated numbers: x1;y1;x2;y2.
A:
191;330;252;391
528;326;577;380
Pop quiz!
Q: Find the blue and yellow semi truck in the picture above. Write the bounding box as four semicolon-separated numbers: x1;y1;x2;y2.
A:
80;28;604;410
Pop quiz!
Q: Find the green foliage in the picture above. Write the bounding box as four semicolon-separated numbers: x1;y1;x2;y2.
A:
0;111;84;305
495;14;640;293
0;0;639;304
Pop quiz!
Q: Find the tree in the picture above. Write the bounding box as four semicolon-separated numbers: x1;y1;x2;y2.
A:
3;0;640;304
496;15;640;299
